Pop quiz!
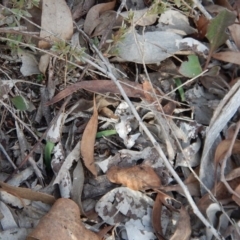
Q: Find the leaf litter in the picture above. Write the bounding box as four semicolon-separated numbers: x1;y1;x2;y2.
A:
0;0;240;239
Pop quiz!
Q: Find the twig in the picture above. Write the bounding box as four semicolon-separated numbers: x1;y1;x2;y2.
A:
0;143;17;170
79;37;224;240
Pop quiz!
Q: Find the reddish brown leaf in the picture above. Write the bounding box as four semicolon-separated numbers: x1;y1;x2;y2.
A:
81;97;98;176
156;191;182;212
0;181;55;205
212;51;240;65
107;165;161;190
232;184;240;206
152;193;164;240
214;139;240;166
194;15;209;39
170;207;191;240
47;80;144;105
27;198;100;240
198;177;240;213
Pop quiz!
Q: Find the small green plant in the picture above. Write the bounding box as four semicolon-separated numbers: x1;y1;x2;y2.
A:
148;0;168;15
105;22;128;56
1;0;40;53
51;40;86;64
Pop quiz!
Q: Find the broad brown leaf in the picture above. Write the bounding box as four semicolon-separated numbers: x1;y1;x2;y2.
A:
84;0;116;36
214;139;240;166
27;198;100;240
47;80;145;105
81;97;98;176
107;165;161;190
170;207;191;240
212;51;240;66
0;181;55;205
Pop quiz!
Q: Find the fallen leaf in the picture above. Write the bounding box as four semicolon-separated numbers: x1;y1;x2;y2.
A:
84;0;116;36
92;10;123;37
115;30;182;64
206;9;236;54
95;186;157;237
39;0;73;48
72;0;95;20
152;193;164;240
81;97;98;176
198;176;240;213
179;55;202;78
232;184;240;206
170;207;191;240
39;54;50;75
107;165;161;190
212;51;240;65
47;80;144;105
156;191;182;212
194;14;210;39
176;37;209;56
142;81;159;103
0;181;55;205
214;139;240;166
18;49;40;76
27;198;100;240
228;24;240;49
157;10;196;35
11;95;35;111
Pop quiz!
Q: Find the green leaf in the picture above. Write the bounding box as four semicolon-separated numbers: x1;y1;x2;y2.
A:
174;78;185;102
179;55;202;78
96;129;117;138
44;141;55;169
206;9;236;53
11;95;29;111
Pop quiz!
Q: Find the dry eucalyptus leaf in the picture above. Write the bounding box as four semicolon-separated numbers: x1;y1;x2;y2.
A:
170;207;191;240
232;184;240;206
18;49;40;76
115;30;182;64
27;198;100;240
39;0;73;48
157;10;196;35
81;98;98;176
95;187;155;239
107;165;161;190
39;54;50;75
0;181;55;205
84;0;116;36
214;139;240;166
152;193;163;240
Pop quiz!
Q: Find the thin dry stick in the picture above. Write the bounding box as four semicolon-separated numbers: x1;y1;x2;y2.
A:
220;120;240;199
80;48;224;240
